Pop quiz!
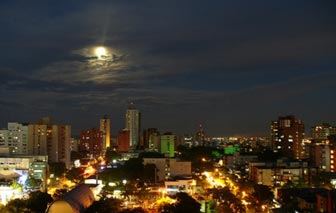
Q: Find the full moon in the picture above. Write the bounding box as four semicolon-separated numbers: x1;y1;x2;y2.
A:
95;46;107;58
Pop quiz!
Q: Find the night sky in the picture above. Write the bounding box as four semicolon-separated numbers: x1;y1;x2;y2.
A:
1;1;336;136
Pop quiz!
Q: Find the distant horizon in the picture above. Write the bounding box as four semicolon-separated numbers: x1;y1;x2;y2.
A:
1;112;335;138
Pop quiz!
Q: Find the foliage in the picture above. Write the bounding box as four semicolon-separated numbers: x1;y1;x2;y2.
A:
118;207;148;213
25;175;41;189
100;158;144;184
105;148;121;162
174;192;201;213
10;179;23;192
86;197;122;213
257;148;281;161
65;167;84;183
177;145;220;172
143;163;157;183
157;193;200;213
250;184;274;207
207;187;246;213
52;188;68;199
26;191;53;213
71;150;82;161
1;198;28;213
48;162;66;178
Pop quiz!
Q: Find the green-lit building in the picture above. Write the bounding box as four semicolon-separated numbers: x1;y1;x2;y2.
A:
224;144;240;155
160;133;175;157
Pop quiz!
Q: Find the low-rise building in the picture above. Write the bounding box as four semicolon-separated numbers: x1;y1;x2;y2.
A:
143;158;191;182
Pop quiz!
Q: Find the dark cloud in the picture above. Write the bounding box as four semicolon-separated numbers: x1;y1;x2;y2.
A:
0;0;335;136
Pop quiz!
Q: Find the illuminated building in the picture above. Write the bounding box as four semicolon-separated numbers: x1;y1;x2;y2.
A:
143;158;191;181
0;155;48;194
271;115;305;159
311;123;336;142
329;136;336;173
70;137;78;152
143;128;160;150
79;128;103;158
196;124;206;145
28;117;71;168
164;179;196;195
309;144;330;171
249;159;317;187
117;129;130;152
125;103;141;150
100;115;111;150
160;132;175;158
0;122;29;154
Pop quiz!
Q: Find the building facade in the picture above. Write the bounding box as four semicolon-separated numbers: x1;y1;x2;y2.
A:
28;117;71;167
143;158;192;182
0;122;29;154
79;128;103;158
100;115;111;150
125;103;141;150
311;123;336;141
271;115;305;159
143;128;160;150
160;133;175;157
117;129;130;152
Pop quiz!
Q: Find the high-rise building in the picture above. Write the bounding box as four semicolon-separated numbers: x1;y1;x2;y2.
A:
271;115;305;159
311;123;336;141
125;103;141;150
0;122;29;154
79;128;103;158
196;124;206;145
28;117;71;168
100;115;111;150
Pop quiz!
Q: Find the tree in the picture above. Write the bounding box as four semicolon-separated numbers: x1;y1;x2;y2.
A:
173;192;201;213
86;197;122;213
52;188;68;200
71;150;81;161
119;207;148;213
2;198;28;213
105;148;121;162
26;191;53;213
250;184;274;211
143;163;157;183
49;162;66;178
65;167;84;183
10;179;23;192
25;175;41;189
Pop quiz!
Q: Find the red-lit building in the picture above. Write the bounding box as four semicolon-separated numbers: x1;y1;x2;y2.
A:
316;189;336;213
271;115;305;159
79;128;103;157
118;129;130;152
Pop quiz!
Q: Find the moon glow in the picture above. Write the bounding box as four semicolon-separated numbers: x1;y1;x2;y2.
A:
95;46;107;58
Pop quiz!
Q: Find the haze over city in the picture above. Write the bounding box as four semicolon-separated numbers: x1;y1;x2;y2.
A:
1;1;335;136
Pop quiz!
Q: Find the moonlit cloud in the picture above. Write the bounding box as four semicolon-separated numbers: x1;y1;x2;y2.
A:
0;0;335;135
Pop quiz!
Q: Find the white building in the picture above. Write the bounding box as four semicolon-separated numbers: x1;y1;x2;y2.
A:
143;158;191;182
0;122;29;154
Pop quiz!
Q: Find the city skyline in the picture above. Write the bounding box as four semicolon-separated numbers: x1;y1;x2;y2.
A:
1;1;335;136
